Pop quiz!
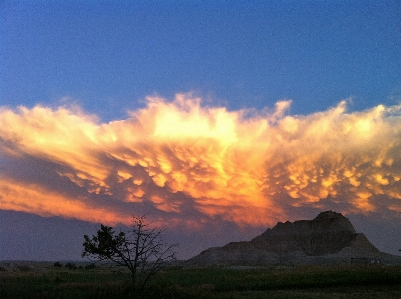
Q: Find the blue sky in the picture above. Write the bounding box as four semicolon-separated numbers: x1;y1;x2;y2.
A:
2;1;400;121
1;1;401;261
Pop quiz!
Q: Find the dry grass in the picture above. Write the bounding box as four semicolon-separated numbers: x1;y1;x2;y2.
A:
1;262;401;298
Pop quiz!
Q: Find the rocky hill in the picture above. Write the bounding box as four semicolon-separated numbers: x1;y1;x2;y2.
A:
186;211;401;266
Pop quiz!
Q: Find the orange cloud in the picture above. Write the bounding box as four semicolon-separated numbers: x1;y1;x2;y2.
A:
0;177;130;225
1;95;401;228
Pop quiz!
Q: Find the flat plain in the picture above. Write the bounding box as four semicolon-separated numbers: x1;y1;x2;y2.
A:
1;261;401;298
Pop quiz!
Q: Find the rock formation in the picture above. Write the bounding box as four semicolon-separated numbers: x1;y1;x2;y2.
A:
186;211;401;266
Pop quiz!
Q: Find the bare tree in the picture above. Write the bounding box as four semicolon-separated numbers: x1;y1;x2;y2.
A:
82;215;177;290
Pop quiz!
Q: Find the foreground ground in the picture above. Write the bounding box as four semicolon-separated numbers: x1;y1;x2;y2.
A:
1;261;401;298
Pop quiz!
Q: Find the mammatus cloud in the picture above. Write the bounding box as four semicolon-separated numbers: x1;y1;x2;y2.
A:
1;94;401;228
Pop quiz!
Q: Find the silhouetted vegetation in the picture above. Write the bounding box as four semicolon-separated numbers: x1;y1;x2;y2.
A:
64;263;77;270
84;263;96;270
2;263;401;298
53;262;62;268
82;215;177;290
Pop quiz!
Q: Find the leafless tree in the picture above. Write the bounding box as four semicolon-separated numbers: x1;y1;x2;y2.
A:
82;215;177;290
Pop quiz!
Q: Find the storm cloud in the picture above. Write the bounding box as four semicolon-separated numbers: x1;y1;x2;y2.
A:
1;94;401;230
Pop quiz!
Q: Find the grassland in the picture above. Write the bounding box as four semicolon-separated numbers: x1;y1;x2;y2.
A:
1;262;401;298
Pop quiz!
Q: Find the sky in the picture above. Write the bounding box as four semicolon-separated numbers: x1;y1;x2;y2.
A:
1;0;401;261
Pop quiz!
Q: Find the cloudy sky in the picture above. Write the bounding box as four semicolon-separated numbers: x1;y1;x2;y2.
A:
1;0;401;261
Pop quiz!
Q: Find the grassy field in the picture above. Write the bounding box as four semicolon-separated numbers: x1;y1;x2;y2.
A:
1;262;401;298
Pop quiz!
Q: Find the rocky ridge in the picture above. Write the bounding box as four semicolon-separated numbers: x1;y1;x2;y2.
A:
186;211;401;266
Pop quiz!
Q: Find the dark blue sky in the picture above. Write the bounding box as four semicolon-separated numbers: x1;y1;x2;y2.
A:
2;1;400;121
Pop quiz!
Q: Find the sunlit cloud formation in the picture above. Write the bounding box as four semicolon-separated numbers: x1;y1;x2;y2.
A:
1;94;401;228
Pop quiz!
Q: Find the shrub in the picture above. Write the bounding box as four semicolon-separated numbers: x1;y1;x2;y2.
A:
54;262;62;267
65;262;77;270
85;263;96;270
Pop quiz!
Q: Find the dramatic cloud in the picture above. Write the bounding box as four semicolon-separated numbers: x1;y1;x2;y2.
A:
1;94;401;229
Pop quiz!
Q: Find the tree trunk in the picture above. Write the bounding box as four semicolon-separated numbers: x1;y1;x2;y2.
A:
131;271;136;290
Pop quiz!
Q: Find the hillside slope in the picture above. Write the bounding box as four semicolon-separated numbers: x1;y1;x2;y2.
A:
186;211;401;266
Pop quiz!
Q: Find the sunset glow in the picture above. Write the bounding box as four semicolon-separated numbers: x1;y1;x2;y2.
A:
1;95;401;228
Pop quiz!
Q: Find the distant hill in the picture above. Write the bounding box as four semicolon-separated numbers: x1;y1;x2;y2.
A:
186;211;401;266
